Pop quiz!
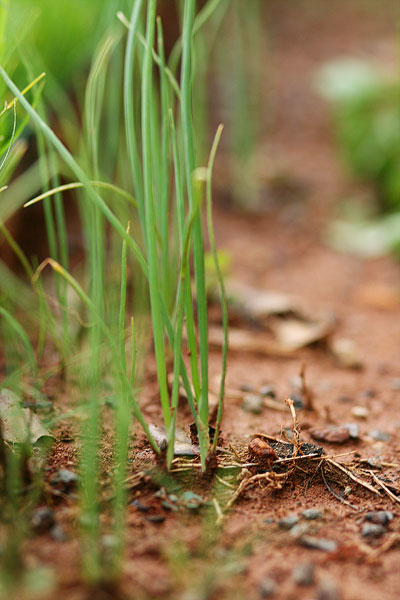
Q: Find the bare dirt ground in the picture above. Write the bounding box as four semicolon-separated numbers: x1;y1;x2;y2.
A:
20;1;400;599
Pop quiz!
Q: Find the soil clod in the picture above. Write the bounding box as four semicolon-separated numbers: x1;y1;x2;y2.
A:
310;423;359;443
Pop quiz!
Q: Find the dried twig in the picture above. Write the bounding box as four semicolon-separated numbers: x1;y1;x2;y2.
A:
366;533;400;562
321;464;358;510
213;497;224;526
300;362;314;411
367;470;400;505
226;470;289;510
326;459;380;496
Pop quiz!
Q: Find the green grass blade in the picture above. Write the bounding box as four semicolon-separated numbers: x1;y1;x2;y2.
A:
141;0;170;429
157;17;171;304
169;108;201;402
206;125;228;452
32;258;160;455
0;66;149;276
124;0;145;228
181;0;209;468
24;181;137;209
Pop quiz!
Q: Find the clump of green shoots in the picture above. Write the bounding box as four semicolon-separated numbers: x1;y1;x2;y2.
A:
0;0;228;585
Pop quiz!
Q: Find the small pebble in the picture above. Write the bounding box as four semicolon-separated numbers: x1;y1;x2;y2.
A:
310;423;359;444
259;578;277;598
331;337;362;369
259;384;276;398
338;395;353;403
264;518;275;524
365;457;382;470
31;507;55;533
289;394;304;410
240;383;256;393
101;534;118;549
365;511;394;526
50;524;68;542
51;469;78;492
292;561;315;586
282;427;294;441
351;406;369;419
145;515;166;524
289;375;303;389
342;486;352;498
361;523;386;538
242;394;264;414
162;500;179;512
390;378;400;390
302;508;323;520
316;579;340;600
300;536;338;552
130;499;150;512
345;423;360;439
290;523;310;539
369;429;390;442
360;389;375;399
278;514;299;530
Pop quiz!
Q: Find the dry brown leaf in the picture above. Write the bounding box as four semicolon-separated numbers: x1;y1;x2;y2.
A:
269;314;334;351
0;388;54;445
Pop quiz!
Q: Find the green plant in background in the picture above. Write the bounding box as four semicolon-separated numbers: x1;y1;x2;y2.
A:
316;58;400;213
0;0;228;588
316;58;400;257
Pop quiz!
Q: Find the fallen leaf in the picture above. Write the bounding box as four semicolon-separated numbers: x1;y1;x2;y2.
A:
0;388;55;445
209;281;335;355
208;326;296;357
270;314;334;352
330;337;363;369
227;281;297;320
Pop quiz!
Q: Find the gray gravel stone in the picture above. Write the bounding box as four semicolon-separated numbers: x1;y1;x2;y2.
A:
365;511;394;526
31;507;55;532
302;508;323;520
344;422;359;439
292;561;315;585
300;536;338;552
259;578;277;598
316;580;340;600
361;523;386;538
289;394;304;409
50;524;68;542
51;469;78;492
369;429;390;442
242;394;264;414
260;384;276;398
278;514;299;530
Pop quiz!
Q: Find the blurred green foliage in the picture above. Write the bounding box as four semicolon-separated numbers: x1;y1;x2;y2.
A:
11;0;129;85
316;58;400;213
